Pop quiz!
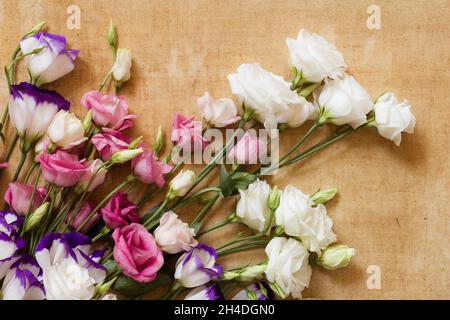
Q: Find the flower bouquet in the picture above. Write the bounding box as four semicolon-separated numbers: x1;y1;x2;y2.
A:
0;21;415;300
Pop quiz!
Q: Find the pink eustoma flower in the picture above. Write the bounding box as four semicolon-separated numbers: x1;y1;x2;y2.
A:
4;182;47;215
112;223;164;283
171;113;209;151
131;149;173;187
81;90;136;131
228;132;267;164
66;202;100;233
36;149;86;187
101;192;140;229
91;128;130;161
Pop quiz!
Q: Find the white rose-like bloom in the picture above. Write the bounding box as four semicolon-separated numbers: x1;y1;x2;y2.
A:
101;293;118;300
287;98;317;127
47;110;86;148
112;48;132;84
275;185;337;254
197;92;241;128
43;258;96;300
168;170;196;199
228;63;311;130
373;92;415;146
286;29;347;83
317;75;373;128
236;179;272;232
264;237;312;299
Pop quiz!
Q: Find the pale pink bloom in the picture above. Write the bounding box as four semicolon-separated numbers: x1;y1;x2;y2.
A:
4;182;47;215
131;149;172;187
66;202;100;233
77;159;107;192
171;113;209;150
154;211;197;254
228;132;267;164
113;223;164;283
197;92;240;128
81;90;135;131
91;128;130;161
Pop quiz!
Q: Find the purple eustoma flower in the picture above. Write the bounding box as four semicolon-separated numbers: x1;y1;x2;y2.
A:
8;82;70;147
35;232;107;300
0;210;25;279
232;281;275;300
20;32;79;86
174;243;222;288
184;282;224;300
1;255;45;300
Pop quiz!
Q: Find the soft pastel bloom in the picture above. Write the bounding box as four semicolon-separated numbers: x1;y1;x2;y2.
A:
373;92;416;146
232;282;274;300
228;63;312;130
171;113;209;150
35;232;107;300
0;162;8;169
264;237;312;299
168;169;196;199
4;182;47;215
185;283;223;300
66;202;100;233
275;185;336;254
112;48;132;84
287;99;317;127
101;192;140;229
132;149;173;187
47;110;86;148
9;82;70;146
228;132;267;164
91;128;130;161
317;75;373;128
81;91;135;131
174;243;222;288
236;179;272;232
101;293;118;300
154;211;197;254
1;255;45;300
317;244;355;270
286;29;347;83
20;32;78;86
36;149;87;187
0;211;25;267
77;159;107;193
197;92;240;127
112;223;164;283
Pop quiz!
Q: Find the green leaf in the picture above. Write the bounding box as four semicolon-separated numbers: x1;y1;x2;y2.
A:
219;165;235;197
112;273;171;298
231;172;257;191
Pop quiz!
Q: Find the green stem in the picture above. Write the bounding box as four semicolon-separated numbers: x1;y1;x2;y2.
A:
190;194;220;227
217;240;268;256
217;234;264;251
24;161;38;183
2;132;18;162
197;213;236;237
143;196;170;229
99;71;112;91
12;150;27;182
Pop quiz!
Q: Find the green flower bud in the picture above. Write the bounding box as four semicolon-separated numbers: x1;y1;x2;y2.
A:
25;202;50;232
82;109;93;132
110;148;143;164
24;21;46;38
268;281;287;299
222;262;267;282
310;188;338;205
95;275;118;299
128;135;143;150
107;20;117;49
268;185;281;211
153;125;164;155
317;244;355;270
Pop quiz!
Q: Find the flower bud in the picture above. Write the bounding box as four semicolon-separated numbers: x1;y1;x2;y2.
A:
95;275;117;299
47;110;86;148
24;21;46;38
82;109;93;132
223;263;267;282
268;281;287;299
107;20;117;49
153;125;164;155
168;170;196;199
310;188;338;205
110;148;143;164
128;135;143;150
112;48;132;84
268;185;281;211
316;244;355;270
24;202;50;232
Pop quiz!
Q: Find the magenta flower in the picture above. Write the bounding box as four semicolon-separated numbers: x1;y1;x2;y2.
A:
131;149;172;187
171;113;209;151
101;192;140;229
81;90;135;131
113;223;164;283
4;182;47;216
36;149;86;187
91;128;130;161
66;202;100;233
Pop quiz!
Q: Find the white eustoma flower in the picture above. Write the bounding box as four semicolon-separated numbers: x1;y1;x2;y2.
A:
112;48;132;84
228;63;311;130
236;179;272;232
35;232;106;300
317;75;373;128
264;237;312;299
101;293;118;300
19;32;78;86
373;92;415;146
47;110;86;148
197;92;240;127
286;29;347;83
275;185;337;254
168;170;196;199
